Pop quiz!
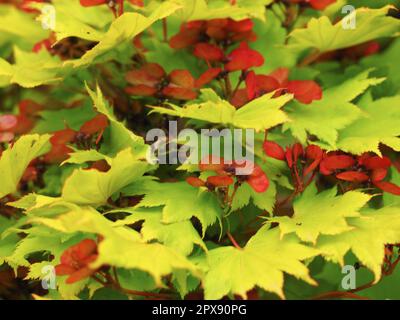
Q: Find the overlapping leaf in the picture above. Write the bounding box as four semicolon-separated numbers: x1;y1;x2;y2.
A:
203;226;319;299
269;185;371;243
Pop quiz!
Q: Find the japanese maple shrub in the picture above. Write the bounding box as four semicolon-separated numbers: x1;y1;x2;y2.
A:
0;0;400;300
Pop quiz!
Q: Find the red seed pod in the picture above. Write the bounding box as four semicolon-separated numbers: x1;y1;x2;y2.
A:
225;42;264;71
186;177;206;187
207;175;234;187
373;181;400;196
362;156;391;170
199;155;226;172
371;168;388;182
193;43;224;61
263;141;285;161
320;155;355;174
246;165;269;193
195;68;222;89
286;80;323;104
336;171;369;183
80;114;109;135
293;143;304;163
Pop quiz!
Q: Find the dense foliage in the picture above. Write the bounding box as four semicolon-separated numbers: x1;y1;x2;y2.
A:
0;0;400;300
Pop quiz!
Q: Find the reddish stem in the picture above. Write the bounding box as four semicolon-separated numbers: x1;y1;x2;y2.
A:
227;232;242;249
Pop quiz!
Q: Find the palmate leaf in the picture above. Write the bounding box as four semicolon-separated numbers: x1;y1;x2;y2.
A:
269;185;371;244
0;47;64;88
230;180;276;213
111;207;207;256
252;11;297;74
68;1;182;67
203;226;319;299
317;206;400;281
33;0;110;42
288;6;400;53
29;205;200;286
283;69;384;146
61;148;150;206
0;134;50;199
134;180;222;232
334;95;400;155
86;84;148;157
150;90;292;132
173;0;273;21
0;5;47;47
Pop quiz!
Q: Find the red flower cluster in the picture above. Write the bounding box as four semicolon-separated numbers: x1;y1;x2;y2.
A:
264;141;324;192
320;153;400;195
44;114;109;163
170;18;256;50
125;63;219;100
264;140;400;196
232;67;322;107
187;156;269;193
55;239;99;284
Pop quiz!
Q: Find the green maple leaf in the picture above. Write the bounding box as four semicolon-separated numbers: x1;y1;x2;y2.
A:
334;95;400;155
133;180;222;232
69;1;181;67
0;47;64;88
0;5;47;47
173;0;272;21
61;148;150;206
93;237;200;286
230;181;276;213
86;84;148;157
28;204;200;286
0;134;50;199
288;6;400;53
269;185;371;244
252;11;297;73
284;69;384;146
111;207;207;256
317;206;400;281
150;90;292;132
33;0;110;42
203;226;319;299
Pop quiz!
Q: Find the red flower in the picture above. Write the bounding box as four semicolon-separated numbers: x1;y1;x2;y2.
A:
55;239;99;284
286;80;323;104
225;42;264;71
125;64;198;100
